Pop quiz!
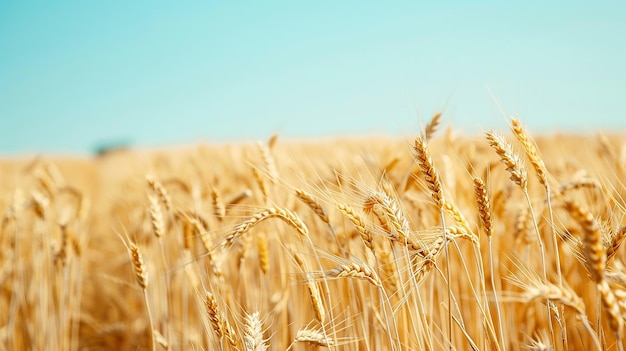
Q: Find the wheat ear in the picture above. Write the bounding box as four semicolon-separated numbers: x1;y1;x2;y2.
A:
294;327;334;347
607;226;626;263
148;195;164;238
325;262;382;287
413;136;445;208
257;232;269;275
205;291;240;349
211;186;226;221
130;243;148;289
146;175;172;211
295;189;329;224
524;282;586;317
511;118;548;188
473;177;492;238
251;166;269;203
564;200;606;283
243;311;267;351
364;190;410;240
485;131;528;190
257;140;279;185
205;291;225;340
223;207;308;247
337;204;373;251
443;201;474;237
424;112;442;142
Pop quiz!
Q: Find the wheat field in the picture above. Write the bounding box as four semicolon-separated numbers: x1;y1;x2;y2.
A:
1;118;626;350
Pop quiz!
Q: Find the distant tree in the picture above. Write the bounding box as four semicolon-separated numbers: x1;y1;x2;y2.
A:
93;140;131;157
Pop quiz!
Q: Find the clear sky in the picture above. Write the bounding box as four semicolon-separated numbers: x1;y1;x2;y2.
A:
1;1;625;155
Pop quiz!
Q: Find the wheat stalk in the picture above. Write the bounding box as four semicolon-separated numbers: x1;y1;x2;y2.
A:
473;177;503;347
414;134;451;344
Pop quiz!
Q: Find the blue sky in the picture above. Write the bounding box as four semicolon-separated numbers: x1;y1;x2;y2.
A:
1;1;625;155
